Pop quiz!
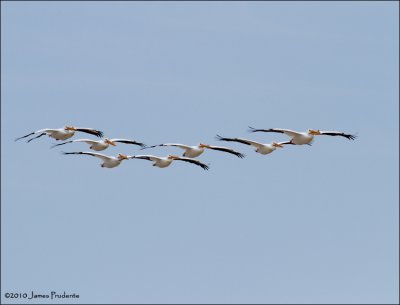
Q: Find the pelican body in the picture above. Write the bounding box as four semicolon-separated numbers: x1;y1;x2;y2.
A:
52;138;145;151
143;143;244;158
131;154;209;170
43;129;76;141
15;126;104;143
88;139;115;151
63;152;130;168
248;127;356;145
216;135;285;155
179;144;206;158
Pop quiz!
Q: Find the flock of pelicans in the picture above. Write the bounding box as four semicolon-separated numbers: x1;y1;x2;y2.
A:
15;125;357;170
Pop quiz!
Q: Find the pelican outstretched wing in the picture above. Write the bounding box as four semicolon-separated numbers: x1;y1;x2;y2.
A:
15;129;58;142
75;128;103;138
62;151;112;162
51;139;99;149
320;131;357;140
216;135;264;149
173;157;209;170
141;143;191;150
206;145;245;158
248;127;302;138
130;155;163;162
110;139;146;147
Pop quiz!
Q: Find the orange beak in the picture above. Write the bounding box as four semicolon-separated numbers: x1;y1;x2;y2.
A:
272;142;284;148
199;143;210;148
309;129;321;135
64;126;76;131
118;154;128;160
106;139;117;146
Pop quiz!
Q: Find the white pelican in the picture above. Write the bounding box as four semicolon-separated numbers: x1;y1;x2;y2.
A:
131;154;209;170
15;126;104;143
62;152;130;168
142;143;244;158
51;138;146;151
248;127;356;145
216;135;286;155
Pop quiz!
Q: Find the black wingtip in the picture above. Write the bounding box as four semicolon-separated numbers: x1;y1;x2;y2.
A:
215;135;223;140
141;144;162;150
97;130;104;138
247;126;256;133
80;128;104;138
15;132;35;142
232;151;245;158
140;144;155;150
237;153;245;159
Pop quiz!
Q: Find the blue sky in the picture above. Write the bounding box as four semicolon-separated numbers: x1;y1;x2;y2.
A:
2;2;399;304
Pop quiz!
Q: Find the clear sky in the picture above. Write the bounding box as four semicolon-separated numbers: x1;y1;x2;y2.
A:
1;2;399;304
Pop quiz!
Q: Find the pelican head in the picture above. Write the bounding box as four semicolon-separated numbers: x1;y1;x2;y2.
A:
198;143;210;148
105;138;117;146
272;142;284;148
167;155;179;160
117;154;128;160
308;129;321;135
64;126;77;131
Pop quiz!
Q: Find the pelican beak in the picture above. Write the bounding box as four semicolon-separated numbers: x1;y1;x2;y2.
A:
199;143;209;148
168;155;178;160
64;126;76;131
272;142;284;148
309;129;321;135
106;139;117;146
118;154;128;160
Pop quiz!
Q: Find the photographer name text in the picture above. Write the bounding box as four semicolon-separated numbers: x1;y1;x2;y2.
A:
4;291;80;300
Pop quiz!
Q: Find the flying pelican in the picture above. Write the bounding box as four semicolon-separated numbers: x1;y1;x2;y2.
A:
142;143;244;158
62;152;130;168
216;135;286;155
15;126;104;143
51;138;146;151
248;127;356;145
131;155;209;170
